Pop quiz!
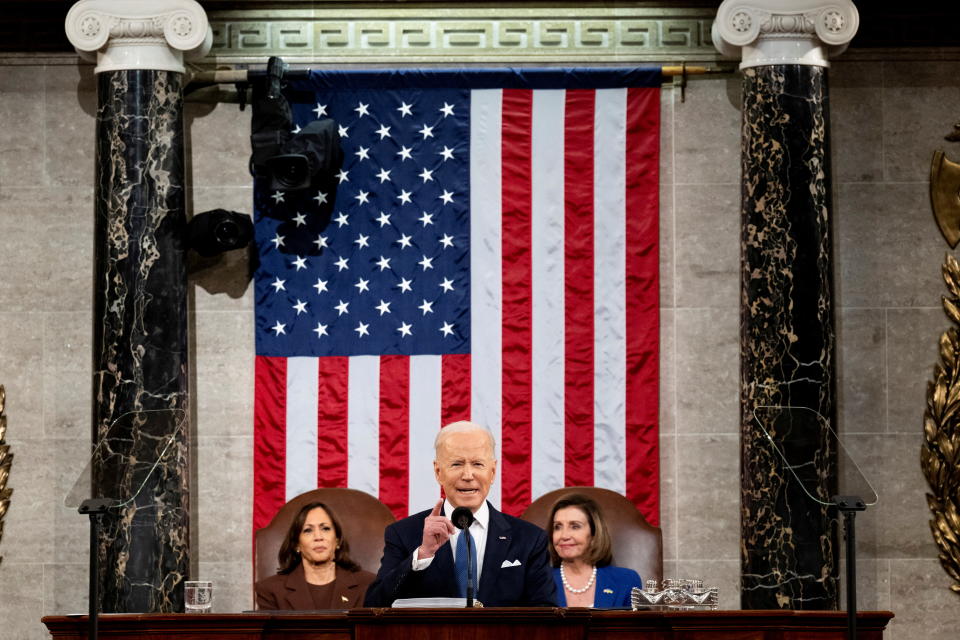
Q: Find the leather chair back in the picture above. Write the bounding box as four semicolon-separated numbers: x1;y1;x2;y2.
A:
254;488;396;596
520;486;663;584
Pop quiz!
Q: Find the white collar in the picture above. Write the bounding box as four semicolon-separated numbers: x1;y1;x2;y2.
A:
444;499;489;530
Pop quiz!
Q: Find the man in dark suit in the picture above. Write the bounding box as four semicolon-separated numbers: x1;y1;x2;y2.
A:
364;421;557;607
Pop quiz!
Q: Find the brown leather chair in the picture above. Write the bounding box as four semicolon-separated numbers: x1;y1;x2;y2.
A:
520;486;663;584
254;488;396;603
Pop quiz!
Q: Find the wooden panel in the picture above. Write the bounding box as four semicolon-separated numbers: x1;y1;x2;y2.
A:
42;609;893;640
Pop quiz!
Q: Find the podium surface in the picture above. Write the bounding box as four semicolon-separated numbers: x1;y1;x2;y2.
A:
43;607;893;639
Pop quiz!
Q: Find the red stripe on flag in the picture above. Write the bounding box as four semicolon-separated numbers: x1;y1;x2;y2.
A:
624;86;661;526
563;89;596;487
500;89;534;516
317;356;349;488
379;355;410;519
441;353;471;425
253;355;287;531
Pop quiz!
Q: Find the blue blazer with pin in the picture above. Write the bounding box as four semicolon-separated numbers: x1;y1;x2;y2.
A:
552;565;642;608
364;501;557;607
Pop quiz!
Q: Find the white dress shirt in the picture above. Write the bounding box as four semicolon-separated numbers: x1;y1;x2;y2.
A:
412;499;489;581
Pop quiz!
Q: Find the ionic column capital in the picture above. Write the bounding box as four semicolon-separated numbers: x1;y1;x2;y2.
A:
711;0;858;69
65;0;211;73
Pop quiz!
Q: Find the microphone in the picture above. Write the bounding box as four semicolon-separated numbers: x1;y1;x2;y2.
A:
450;506;474;530
450;506;476;607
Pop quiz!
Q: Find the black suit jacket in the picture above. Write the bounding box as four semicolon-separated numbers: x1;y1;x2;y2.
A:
363;502;557;607
255;564;376;610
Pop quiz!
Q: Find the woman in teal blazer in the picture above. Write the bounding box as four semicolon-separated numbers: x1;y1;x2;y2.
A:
548;493;642;608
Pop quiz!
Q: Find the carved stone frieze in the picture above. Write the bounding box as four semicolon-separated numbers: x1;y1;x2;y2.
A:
200;6;718;63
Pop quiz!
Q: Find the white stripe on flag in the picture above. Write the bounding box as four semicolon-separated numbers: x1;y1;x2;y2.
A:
286;357;319;500
348;355;380;496
530;89;566;501
469;88;504;509
593;88;628;493
409;355;442;513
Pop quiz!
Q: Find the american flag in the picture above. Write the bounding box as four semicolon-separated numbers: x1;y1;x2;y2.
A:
253;69;661;531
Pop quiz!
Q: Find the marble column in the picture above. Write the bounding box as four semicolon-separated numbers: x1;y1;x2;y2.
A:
66;0;211;613
713;0;858;610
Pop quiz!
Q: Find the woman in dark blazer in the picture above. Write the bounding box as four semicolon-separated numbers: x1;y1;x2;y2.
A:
256;501;375;609
548;493;642;608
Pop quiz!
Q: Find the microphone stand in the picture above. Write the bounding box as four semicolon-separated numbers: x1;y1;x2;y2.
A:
79;498;112;640
833;496;866;640
451;507;476;608
465;528;475;608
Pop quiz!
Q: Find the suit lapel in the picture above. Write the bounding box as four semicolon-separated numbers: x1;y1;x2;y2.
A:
332;569;360;608
478;504;511;603
284;564;317;610
593;566;613;607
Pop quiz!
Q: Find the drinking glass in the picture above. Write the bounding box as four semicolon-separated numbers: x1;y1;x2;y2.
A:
185;580;213;613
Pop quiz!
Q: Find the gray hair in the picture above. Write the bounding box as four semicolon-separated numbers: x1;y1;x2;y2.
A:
433;421;497;460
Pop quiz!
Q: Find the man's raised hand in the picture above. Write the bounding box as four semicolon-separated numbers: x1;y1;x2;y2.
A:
418;499;456;559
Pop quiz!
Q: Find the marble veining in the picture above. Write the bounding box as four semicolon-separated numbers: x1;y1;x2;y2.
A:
92;69;189;613
739;65;839;610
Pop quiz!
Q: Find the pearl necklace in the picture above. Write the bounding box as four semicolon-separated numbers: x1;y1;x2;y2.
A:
560;564;597;594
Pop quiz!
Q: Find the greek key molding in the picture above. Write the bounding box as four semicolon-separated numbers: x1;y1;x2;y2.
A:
202;6;719;63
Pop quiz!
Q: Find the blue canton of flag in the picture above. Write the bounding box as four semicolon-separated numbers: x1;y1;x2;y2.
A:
255;87;471;357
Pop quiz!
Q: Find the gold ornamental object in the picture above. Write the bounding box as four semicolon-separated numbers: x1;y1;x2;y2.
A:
930;149;960;249
0;385;11;567
922;256;960;595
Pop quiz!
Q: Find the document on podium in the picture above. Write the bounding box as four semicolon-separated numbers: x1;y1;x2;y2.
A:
391;597;472;608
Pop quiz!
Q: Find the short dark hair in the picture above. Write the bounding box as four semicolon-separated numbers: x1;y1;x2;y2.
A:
546;493;613;568
277;501;361;574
